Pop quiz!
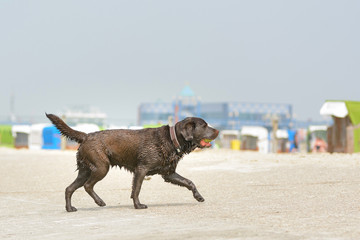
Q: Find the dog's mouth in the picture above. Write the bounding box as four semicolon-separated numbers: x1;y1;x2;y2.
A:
199;138;213;148
198;130;219;148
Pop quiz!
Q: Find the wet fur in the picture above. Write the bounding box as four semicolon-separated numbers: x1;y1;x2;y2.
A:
46;113;219;211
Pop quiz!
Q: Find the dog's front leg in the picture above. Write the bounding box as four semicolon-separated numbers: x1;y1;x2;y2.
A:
163;172;205;202
131;167;148;209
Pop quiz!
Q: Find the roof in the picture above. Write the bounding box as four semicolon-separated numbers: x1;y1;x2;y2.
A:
12;125;31;135
320;100;360;125
180;85;195;97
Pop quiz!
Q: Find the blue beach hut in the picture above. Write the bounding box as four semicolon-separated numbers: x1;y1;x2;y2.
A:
42;126;61;149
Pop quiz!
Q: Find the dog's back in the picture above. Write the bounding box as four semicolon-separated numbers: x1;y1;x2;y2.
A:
46;113;167;172
80;128;156;172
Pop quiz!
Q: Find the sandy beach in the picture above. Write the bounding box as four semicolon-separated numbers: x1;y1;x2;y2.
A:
1;148;360;240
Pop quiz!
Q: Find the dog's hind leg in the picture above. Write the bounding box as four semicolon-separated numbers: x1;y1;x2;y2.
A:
65;167;91;212
83;155;110;207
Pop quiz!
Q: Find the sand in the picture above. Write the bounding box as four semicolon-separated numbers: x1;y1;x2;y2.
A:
1;148;360;240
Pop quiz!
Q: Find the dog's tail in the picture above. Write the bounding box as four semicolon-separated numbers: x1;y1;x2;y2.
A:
45;113;87;143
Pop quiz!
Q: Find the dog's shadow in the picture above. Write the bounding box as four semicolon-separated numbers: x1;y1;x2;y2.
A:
78;202;196;212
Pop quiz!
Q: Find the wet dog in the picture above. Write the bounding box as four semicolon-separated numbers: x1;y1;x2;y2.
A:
46;114;219;212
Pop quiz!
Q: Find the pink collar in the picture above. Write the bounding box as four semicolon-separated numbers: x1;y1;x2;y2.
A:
170;126;181;153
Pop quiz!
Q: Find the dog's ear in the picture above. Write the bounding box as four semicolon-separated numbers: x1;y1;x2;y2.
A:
180;119;195;142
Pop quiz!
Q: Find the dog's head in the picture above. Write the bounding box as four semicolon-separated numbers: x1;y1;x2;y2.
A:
176;117;219;149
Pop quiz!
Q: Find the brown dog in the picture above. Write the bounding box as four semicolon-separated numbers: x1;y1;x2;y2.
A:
46;113;219;212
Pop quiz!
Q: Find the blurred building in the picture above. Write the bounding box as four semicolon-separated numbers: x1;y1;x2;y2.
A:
62;106;107;127
138;86;293;130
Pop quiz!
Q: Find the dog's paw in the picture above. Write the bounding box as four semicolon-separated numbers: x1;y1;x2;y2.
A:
66;206;78;212
95;199;106;207
134;203;148;209
194;192;205;202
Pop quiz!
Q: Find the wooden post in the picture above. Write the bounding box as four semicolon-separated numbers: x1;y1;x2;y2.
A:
272;115;279;153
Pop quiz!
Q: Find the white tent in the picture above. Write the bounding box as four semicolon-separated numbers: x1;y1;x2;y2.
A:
12;125;31;148
129;126;144;130
309;125;328;133
12;125;31;137
107;125;128;130
276;129;289;139
73;124;100;133
65;124;100;149
29;124;49;150
240;126;269;153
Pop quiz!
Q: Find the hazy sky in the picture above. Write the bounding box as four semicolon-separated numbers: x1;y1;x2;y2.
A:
1;0;359;125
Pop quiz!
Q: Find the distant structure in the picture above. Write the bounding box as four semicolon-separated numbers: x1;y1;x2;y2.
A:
174;85;201;122
138;85;293;130
62;106;107;127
